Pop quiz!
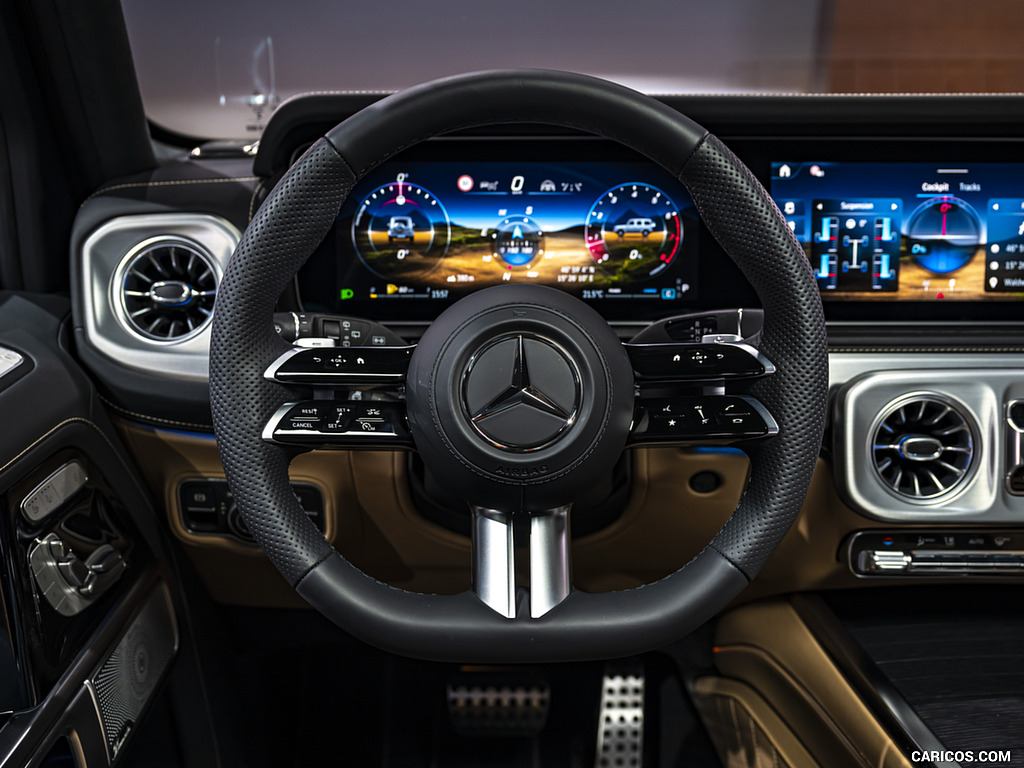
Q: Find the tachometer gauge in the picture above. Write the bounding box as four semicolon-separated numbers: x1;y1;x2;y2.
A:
905;196;981;274
352;180;450;279
585;184;682;281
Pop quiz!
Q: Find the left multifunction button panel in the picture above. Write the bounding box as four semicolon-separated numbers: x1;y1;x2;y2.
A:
263;344;415;449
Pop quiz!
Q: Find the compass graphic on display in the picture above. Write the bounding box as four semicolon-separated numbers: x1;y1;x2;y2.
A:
492;215;544;267
584;183;682;281
351;179;451;279
904;196;982;274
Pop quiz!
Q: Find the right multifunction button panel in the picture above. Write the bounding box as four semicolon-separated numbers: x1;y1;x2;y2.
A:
833;369;1024;523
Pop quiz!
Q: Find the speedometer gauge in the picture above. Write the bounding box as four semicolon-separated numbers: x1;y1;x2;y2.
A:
585;183;682;281
352;180;450;279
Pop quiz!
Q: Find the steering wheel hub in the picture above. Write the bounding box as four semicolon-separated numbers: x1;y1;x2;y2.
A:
406;284;635;512
461;332;581;452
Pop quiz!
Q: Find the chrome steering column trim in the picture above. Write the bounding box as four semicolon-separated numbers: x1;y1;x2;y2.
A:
470;505;573;619
472;507;516;619
529;506;572;618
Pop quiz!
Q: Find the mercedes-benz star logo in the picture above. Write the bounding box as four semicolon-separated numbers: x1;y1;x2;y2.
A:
461;334;581;452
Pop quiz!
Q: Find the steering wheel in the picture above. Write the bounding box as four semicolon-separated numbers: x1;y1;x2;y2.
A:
209;70;827;663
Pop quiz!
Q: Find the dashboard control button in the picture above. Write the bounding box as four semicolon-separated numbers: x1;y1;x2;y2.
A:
182;482;216;512
849;530;1024;576
624;342;773;382
179;479;324;543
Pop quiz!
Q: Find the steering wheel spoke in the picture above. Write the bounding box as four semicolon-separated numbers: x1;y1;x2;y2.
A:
263;399;413;449
628;394;778;447
471;505;572;620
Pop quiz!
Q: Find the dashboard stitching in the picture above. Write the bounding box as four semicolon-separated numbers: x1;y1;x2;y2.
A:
248;178;266;221
99;396;213;431
84;177;259;204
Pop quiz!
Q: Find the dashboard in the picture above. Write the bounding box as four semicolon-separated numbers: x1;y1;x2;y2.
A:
291;134;1024;325
65;92;1024;609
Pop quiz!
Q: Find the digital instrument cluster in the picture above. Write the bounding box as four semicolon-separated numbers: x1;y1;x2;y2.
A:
771;161;1024;301
299;158;700;317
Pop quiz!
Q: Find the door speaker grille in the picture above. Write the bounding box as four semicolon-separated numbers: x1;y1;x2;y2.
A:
88;585;178;762
872;395;975;500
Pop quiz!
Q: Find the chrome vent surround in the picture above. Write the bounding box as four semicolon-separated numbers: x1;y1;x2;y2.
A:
871;394;975;500
116;238;218;342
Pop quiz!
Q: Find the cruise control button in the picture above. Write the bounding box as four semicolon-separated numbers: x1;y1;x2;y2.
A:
264;401;412;448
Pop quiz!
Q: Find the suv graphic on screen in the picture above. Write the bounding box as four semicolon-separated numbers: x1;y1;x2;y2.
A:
613;217;656;237
387;216;416;241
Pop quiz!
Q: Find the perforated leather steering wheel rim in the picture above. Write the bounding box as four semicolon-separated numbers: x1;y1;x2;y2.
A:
209;69;828;662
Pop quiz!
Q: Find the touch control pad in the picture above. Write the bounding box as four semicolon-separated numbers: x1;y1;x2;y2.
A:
625;342;771;382
266;345;414;386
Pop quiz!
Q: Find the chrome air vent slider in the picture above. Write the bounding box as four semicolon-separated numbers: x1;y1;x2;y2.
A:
115;237;218;342
871;394;975;501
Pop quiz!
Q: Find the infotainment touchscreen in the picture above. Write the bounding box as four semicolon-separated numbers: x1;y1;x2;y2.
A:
770;162;1024;301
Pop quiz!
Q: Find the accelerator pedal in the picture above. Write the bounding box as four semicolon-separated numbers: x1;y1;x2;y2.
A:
595;663;645;768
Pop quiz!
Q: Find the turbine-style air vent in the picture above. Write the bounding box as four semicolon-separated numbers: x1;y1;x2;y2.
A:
872;395;975;500
118;239;217;341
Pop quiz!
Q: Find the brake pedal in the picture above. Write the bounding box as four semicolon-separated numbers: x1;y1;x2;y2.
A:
595;663;645;768
446;671;550;738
